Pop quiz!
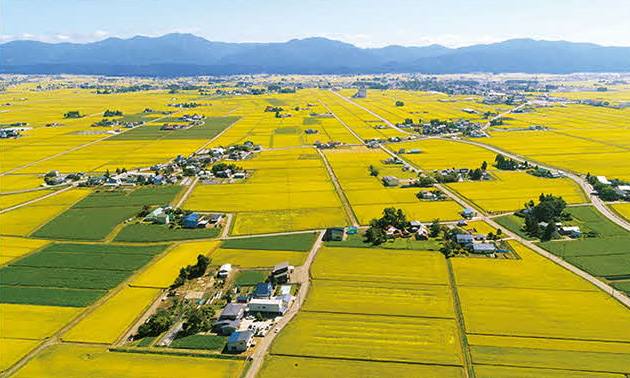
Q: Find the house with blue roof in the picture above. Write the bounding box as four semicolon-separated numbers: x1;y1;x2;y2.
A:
253;282;273;299
182;213;200;228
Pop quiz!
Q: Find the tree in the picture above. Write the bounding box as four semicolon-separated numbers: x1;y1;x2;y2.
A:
416;176;436;187
365;223;387;245
469;168;483;180
181;306;214;336
481;161;488;171
496;228;503;237
430;219;441;237
368;165;379;177
524;213;539;237
137;309;174;338
395;101;405;107
541;222;558;241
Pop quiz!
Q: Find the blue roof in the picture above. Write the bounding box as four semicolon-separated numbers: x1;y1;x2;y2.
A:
184;213;200;221
227;330;253;343
254;282;273;297
456;234;474;243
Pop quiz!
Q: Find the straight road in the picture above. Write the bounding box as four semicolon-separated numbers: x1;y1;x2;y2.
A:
329;90;410;135
244;230;325;378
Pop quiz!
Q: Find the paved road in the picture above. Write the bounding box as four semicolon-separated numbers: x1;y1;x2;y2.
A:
244;230;324;378
458;138;630;232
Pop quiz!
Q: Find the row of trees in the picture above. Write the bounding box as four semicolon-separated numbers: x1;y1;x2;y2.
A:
172;254;211;288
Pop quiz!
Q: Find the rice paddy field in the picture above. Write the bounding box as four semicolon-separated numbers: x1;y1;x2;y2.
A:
447;171;586;213
1;78;630;377
11;344;245;378
185;148;348;234
324;146;464;223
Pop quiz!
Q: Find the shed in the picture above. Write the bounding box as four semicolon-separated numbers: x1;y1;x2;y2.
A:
248;298;286;314
218;263;232;278
183;213;200;228
470;243;497;254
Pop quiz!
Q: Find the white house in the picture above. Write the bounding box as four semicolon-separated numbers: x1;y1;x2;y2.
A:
218;264;232;278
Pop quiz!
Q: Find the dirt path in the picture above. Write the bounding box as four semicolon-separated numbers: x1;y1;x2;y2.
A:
317;148;359;227
0;185;74;214
329;90;410;135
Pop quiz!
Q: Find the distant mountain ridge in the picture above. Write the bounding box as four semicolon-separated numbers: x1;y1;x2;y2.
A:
1;33;629;76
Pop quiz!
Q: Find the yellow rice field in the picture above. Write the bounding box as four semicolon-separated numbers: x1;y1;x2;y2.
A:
12;344;245;378
0;236;49;265
0;338;41;373
210;248;306;268
447;171;586;213
611;203;630;222
0;304;80;340
259;355;466;378
62;287;161;344
0;188;91;236
312;247;450;285
130;241;218;288
271;311;463;366
304;279;454;318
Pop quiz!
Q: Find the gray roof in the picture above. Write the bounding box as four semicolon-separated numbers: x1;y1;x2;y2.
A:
228;330;254;343
220;303;245;319
273;262;290;273
472;243;497;252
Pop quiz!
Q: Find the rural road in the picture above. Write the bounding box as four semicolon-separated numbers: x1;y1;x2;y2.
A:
330;90;410;135
244;230;324;378
458;138;630;232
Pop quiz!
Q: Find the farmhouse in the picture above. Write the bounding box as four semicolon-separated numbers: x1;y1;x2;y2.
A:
182;213;201;228
226;330;254;353
461;208;476;219
596;176;611;185
382;176;400;187
455;234;474;245
559;226;581;238
271;262;293;284
219;303;246;321
248;298;286;315
144;207;170;224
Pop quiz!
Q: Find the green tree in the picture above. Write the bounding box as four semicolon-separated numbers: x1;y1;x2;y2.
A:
368;165;379;177
395;101;405;107
429;219;441;237
541;222;558;241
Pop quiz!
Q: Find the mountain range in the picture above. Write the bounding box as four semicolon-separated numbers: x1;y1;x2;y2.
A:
1;33;629;76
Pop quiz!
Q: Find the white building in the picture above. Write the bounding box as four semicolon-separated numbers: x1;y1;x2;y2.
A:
218;264;232;278
248;298;286;314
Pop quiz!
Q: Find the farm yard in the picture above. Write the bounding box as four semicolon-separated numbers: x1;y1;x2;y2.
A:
1;75;629;378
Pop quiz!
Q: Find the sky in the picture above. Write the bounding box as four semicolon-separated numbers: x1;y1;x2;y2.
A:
2;0;630;47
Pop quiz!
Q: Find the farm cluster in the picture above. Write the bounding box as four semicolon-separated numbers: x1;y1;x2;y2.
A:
1;73;629;378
